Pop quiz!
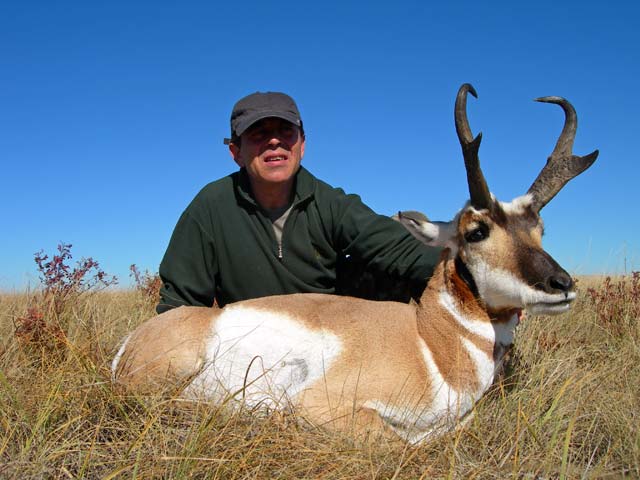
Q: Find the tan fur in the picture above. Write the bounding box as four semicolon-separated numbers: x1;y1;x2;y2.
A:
417;259;493;392
457;208;545;284
228;294;433;423
292;299;431;429
113;257;500;440
114;306;218;388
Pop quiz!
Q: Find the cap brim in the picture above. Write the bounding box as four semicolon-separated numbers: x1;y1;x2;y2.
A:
234;111;301;137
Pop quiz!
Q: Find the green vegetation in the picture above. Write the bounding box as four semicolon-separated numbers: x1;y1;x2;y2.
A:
1;247;638;478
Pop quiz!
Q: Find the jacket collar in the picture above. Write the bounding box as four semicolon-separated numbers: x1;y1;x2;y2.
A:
235;166;316;209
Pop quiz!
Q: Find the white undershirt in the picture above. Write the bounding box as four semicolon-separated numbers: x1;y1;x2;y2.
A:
263;204;293;244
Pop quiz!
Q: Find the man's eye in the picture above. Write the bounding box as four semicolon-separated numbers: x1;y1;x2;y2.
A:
280;127;295;137
246;124;297;143
248;130;267;141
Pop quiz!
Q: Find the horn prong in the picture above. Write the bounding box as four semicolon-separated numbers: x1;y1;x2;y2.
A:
527;97;598;211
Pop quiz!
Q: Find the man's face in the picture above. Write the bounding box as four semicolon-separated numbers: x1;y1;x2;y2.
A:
230;117;305;188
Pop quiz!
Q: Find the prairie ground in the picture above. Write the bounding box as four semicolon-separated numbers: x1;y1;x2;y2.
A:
0;275;638;479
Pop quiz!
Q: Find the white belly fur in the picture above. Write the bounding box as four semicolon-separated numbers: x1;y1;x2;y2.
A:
185;305;343;409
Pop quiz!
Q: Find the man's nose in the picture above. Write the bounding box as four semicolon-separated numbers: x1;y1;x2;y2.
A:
266;135;282;146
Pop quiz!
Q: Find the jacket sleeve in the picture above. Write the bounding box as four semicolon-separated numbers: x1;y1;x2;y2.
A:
330;192;442;284
156;209;218;314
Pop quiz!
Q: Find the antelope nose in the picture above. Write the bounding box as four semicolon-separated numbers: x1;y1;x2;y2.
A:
548;272;573;293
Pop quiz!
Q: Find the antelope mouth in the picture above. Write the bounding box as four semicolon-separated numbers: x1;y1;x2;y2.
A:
527;293;576;315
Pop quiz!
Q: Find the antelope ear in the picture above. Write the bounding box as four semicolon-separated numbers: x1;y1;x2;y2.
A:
392;210;455;247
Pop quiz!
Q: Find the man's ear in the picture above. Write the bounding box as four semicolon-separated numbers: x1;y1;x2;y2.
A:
229;143;243;167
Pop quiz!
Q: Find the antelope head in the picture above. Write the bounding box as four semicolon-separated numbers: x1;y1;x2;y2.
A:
398;84;598;315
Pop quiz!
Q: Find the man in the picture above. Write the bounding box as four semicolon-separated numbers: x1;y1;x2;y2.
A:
157;92;442;314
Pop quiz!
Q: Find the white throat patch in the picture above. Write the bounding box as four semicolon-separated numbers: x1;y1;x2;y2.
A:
438;291;494;341
466;260;575;313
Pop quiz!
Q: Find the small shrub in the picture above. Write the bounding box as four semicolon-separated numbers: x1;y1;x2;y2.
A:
13;306;66;351
129;264;162;303
34;242;118;312
14;243;117;352
586;272;640;337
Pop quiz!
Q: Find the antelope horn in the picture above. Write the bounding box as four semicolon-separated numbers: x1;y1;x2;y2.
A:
527;96;599;212
455;83;492;210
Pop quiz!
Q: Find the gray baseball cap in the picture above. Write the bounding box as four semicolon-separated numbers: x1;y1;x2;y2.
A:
224;91;303;144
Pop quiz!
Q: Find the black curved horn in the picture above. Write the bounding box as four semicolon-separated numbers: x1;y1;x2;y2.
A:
455;83;492;210
527;96;599;212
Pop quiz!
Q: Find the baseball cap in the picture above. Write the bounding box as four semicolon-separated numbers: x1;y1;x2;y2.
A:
224;92;303;144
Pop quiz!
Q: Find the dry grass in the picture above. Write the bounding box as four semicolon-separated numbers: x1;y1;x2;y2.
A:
1;276;638;479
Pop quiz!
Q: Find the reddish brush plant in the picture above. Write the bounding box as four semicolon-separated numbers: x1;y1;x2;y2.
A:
14;243;118;351
586;272;640;337
34;243;118;310
14;306;66;350
129;264;162;302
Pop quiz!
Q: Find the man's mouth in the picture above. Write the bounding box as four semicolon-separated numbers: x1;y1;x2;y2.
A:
265;155;287;163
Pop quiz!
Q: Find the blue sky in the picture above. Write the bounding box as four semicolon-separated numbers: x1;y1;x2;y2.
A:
1;1;638;290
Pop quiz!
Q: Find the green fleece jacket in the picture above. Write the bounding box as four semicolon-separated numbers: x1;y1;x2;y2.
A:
157;167;441;313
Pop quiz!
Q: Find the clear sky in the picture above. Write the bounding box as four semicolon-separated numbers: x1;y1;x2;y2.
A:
1;1;638;290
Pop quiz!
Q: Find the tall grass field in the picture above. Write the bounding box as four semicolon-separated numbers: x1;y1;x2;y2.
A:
1;253;638;478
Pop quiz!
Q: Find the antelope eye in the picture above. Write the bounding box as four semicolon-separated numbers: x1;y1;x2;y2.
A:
465;223;489;243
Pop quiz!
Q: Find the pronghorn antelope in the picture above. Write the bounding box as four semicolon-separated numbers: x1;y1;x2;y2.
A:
112;84;598;444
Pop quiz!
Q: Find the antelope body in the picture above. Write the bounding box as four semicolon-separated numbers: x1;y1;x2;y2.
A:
112;84;598;444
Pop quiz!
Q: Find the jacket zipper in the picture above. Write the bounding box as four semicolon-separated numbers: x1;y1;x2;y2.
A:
277;202;300;261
